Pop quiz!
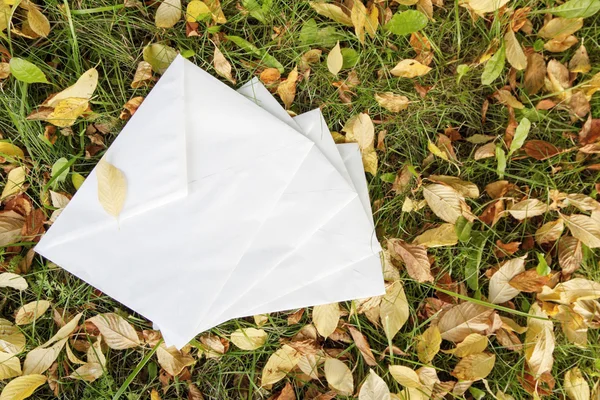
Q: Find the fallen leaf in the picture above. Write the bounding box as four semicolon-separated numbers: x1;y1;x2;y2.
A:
213;46;236;84
504;30;527;70
351;1;367;44
155;0;182;28
186;0;210;22
359;369;391;400
277;67;298;109
0;351;21;380
523;140;561;160
347;326;377;366
69;362;103;382
0;374;46;400
327;42;343;76
308;2;353;26
563;194;600;213
324;357;353;395
388;239;433;282
524;53;546;95
0;273;27;291
558;236;582;274
488;256;526;304
143;43;178;74
313;303;340;339
390;365;421;388
96;159;127;219
413;224;458;248
0;319;26;355
494;89;524;109
569;44;591;73
538;278;600;304
1;167;26;201
26;5;50;38
451;352;495;381
538;17;583;39
157;343;195;376
375;92;410;112
380;281;409;341
438;302;494;342
565;367;590;400
507;199;548;220
462;0;510;16
524;304;555;377
444;333;488;357
428;175;479;198
15;300;50;325
561;214;600;248
44;68;99;108
416;325;441;363
423;184;464;224
475;142;496;160
88;313;140;349
544;35;578;52
391;59;431;78
230;328;267;350
23;338;68;375
260;68;281;85
261;345;301;386
131;61;153;88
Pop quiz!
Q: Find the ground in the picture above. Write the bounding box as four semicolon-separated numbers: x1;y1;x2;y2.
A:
0;0;599;399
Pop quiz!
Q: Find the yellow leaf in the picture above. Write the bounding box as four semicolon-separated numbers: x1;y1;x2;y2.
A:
260;345;301;386
155;0;181;28
312;303;340;338
276;67;298;109
374;92;410;112
461;0;510;16
253;314;268;327
416;325;441;363
359;369;391;400
143;43;177;74
96;159;127;219
47;98;89;127
362;147;378;175
42;312;82;347
504;29;527;70
205;0;226;23
391;59;432;78
494;89;525;109
427;140;449;160
44;68;99;108
156;343;195;376
428;175;479;198
213;46;236;84
443;333;488;357
438;302;494;342
351;0;367;44
324;357;354;395
565;367;590;400
65;341;85;365
186;0;210;22
538;17;583;40
0;319;25;355
0;273;27;291
0;374;46;400
69;362;103;382
413;224;458;248
488;256;526;304
507;199;548;220
524;303;555;377
15;300;50;325
390;365;421;388
230;328;268;350
1;167;26;201
88;313;140;349
150;389;161;400
538;278;600;304
0;351;21;380
23;337;67;375
561;214;600;248
26;5;49;37
366;5;379;37
379;281;409;341
0;143;24;159
451;352;495;381
131;61;153;89
308;2;353;26
327;42;343;76
569;44;591;74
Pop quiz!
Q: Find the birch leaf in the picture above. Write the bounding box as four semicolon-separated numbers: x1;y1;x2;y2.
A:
0;273;27;291
1;167;26;201
389;365;421;388
261;345;301;386
324;358;354;395
155;0;182;28
327;42;343;76
156;343;195;376
438;302;494;342
488;256;526;304
391;59;431;78
96;159;127;218
0;374;46;400
423;184;463;224
88;313;140;349
0;351;21;379
213;46;236;84
380;281;409;341
451;353;495;381
230;328;267;350
15;301;50;325
504;30;527;70
416;325;441;363
359;369;391;400
313;303;340;338
561;214;600;248
388;240;433;282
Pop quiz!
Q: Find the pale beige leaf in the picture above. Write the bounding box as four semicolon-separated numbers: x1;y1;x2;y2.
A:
47;98;89;128
88;313;140;350
438;302;494;342
351;113;375;150
261;345;301;386
507;199;548;220
569;44;591;74
538;278;600;304
0;211;23;248
558;236;582;274
391;59;431;78
42;312;82;347
253;314;268;327
44;68;99;108
276;67;298;109
389;365;421;388
562;214;600;248
379;281;409;341
443;333;488;357
312;303;340;338
156;343;195;376
324;357;354;395
96;159;127;218
65;342;85;365
428;175;480;198
0;273;27;291
416;325;441;363
230;328;267;350
297;353;322;379
15;300;50;325
538;17;583;40
351;0;367;44
494;89;525;109
451;353;495;381
565;367;590;400
22;338;67;375
365;4;379;37
0;319;25;355
504;29;527;70
87;337;105;367
309;2;353;26
213;46;236;84
0;351;21;380
359;369;391;400
131;61;153;89
155;0;182;28
474;142;496;160
26;6;50;37
524;304;555;377
388;240;433;282
462;0;510;16
423;184;463;224
0;374;46;400
394;387;429;400
70;363;103;382
374;93;410;113
564;194;600;213
347;326;377;366
488;256;526;304
1;167;26;201
327;42;343;76
413;224;458;248
535;219;564;245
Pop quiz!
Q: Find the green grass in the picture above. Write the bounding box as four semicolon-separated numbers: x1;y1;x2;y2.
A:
1;0;599;398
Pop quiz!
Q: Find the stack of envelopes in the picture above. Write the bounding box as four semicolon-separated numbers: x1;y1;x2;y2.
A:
35;55;385;348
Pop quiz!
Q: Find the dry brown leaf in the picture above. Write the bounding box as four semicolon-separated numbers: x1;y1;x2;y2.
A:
88;313;140;350
213;46;236;84
509;269;551;292
261;345;301;387
230;328;267;350
380;281;409;341
374;92;410;112
156;343;195;376
312;303;340;338
324;357;353;395
523;140;562;160
438;302;494;342
277;67;298;109
27;5;50;37
524;52;546;95
422;184;464;224
131;61;153;89
347;326;377;366
474;142;496;160
388;239;433;282
545;35;578;52
416;325;441;363
538;278;600;304
524;304;555;377
451;352;495;381
391;59;432;78
260;68;281;85
558;236;582;274
96;159;127;219
410;32;433;66
488;256;526;304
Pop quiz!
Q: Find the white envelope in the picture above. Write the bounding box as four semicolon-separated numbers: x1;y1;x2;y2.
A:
157;80;384;344
35;56;370;347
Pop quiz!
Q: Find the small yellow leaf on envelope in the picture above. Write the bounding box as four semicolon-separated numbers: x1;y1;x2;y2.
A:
96;159;127;218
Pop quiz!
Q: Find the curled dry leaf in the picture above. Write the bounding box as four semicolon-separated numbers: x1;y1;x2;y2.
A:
88;313;140;350
379;281;409;341
359;369;391;400
312;303;340;338
374;92;410;113
451;352;495;381
261;345;301;387
538;278;600;304
438;302;494;342
96;159;127;219
230;328;267;350
347;326;377;366
277;67;298;109
213;46;236;84
131;61;153;89
0;374;46;400
259;68;281;85
569;44;591;74
15;300;50;325
416;325;441;363
324;357;354;395
391;59;432;78
388;239;433;282
157;343;195;376
524;304;555;377
488;256;526;304
429;175;479;198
